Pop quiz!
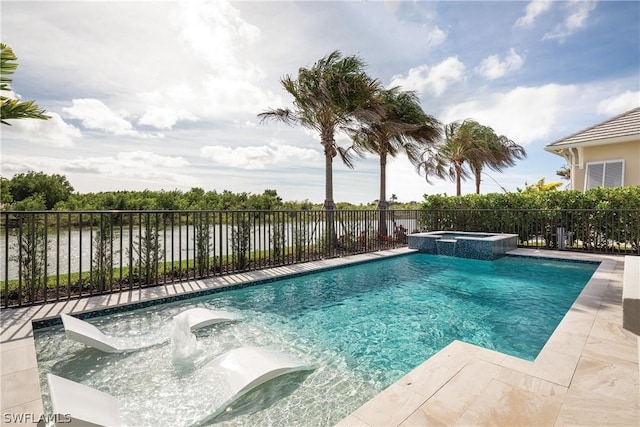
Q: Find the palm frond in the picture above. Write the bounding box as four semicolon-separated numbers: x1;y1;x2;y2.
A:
1;43;50;125
335;145;358;169
1;43;18;92
1;98;51;125
257;108;300;126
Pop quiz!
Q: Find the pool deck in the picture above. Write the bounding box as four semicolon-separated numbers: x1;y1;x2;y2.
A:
1;248;638;426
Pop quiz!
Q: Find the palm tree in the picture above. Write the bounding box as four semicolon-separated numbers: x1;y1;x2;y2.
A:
556;164;571;189
556;164;571;181
349;87;441;236
521;177;563;192
1;43;50;125
418;120;486;196
467;125;526;194
258;50;381;210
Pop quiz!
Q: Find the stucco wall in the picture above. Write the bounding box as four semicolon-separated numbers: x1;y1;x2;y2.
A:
573;139;640;191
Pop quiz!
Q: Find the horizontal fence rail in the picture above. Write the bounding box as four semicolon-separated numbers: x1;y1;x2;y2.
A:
1;208;638;308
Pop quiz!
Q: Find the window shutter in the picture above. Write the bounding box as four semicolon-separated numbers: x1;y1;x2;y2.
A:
603;161;623;187
585;163;604;190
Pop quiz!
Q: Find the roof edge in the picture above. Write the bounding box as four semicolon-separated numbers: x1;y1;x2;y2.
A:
545;134;639;152
545;106;640;148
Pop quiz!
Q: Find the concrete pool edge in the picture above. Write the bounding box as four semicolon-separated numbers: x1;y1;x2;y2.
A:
1;249;638;426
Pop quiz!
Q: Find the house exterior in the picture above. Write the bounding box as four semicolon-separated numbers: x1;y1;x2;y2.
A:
545;107;640;191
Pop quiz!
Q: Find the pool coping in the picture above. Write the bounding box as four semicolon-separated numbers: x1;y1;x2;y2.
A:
1;248;638;426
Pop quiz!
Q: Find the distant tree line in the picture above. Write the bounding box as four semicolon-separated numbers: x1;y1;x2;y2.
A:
0;171;419;212
1;172;74;210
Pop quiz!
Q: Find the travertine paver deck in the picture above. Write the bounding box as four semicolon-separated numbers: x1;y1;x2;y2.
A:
1;248;638;426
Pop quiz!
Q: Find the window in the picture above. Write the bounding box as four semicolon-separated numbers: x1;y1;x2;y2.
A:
584;160;624;190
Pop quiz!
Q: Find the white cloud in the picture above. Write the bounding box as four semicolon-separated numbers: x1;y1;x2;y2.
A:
201;75;277;116
62;151;195;187
1;112;80;147
115;151;190;169
136;84;199;129
390;57;465;96
168;0;280;119
383;0;402;14
137;105;198;130
200;141;321;169
425;26;446;48
178;0;261;74
129;0;282;124
475;49;524;80
1;157;43;175
3;151;197;189
63;99;163;138
597;91;640;116
515;0;553;28
543;1;596;41
442;83;578;145
13;1;279;130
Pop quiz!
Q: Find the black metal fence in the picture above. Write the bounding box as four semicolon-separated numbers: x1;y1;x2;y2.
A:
417;208;640;255
2;208;638;308
1;209;417;308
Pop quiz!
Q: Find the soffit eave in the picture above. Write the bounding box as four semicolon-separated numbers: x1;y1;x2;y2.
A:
544;134;639;152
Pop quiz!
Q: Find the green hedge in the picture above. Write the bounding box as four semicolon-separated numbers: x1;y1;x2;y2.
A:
417;187;640;253
418;186;640;211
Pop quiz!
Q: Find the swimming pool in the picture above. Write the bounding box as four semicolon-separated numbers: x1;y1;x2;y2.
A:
34;253;598;426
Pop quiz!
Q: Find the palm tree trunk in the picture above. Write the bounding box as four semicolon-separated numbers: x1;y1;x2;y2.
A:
378;152;388;207
321;129;337;252
455;163;462;196
322;129;336;210
377;152;388;238
323;150;335;210
474;169;481;194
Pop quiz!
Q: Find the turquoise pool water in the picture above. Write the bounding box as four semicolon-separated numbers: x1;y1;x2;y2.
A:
34;254;598;426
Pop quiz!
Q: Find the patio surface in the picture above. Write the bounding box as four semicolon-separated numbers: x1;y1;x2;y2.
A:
1;248;638;426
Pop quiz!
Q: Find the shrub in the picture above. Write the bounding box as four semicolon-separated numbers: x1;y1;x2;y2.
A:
418;186;640;252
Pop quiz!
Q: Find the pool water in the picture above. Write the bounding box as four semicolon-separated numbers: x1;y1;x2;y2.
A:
34;254;598;426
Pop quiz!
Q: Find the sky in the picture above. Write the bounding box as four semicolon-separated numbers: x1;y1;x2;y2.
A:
1;0;639;205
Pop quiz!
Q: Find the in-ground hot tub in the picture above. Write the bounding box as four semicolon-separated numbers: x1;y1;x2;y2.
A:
407;231;518;260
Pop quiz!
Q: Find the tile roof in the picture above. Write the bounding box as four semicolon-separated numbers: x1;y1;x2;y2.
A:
546;106;640;148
